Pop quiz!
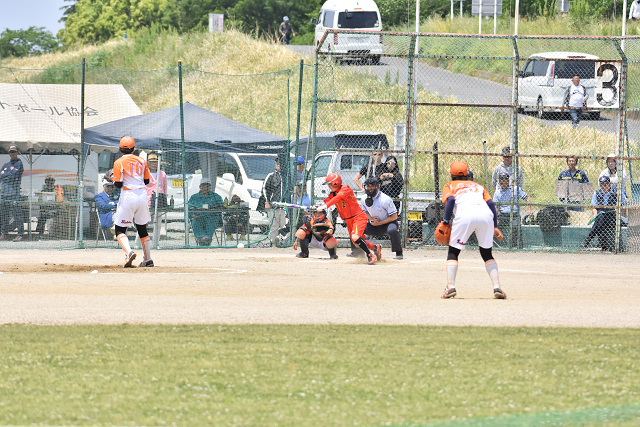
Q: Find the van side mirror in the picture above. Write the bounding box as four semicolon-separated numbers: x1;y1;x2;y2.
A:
222;173;235;182
311;18;317;25
518;71;524;78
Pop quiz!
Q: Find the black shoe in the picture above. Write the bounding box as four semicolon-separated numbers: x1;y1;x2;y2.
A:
395;253;403;260
329;254;338;260
296;252;309;258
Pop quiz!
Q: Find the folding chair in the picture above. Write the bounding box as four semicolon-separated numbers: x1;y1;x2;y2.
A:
95;210;109;245
188;217;225;246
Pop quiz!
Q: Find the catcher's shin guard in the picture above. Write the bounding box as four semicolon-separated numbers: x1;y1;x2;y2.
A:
299;236;309;256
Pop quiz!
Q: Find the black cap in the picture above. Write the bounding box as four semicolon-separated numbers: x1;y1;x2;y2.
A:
599;175;610;184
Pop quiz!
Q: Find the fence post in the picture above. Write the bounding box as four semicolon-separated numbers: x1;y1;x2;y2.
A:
402;34;418;248
310;53;320;206
613;39;628;254
178;60;188;247
78;58;86;248
290;60;305;239
510;36;520;249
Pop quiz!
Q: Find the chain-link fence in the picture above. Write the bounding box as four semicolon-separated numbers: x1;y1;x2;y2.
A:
311;31;640;253
0;60;312;249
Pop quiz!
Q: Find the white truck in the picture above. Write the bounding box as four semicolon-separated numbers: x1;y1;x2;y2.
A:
312;0;383;64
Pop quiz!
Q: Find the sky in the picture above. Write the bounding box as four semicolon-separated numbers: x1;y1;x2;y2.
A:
0;0;69;36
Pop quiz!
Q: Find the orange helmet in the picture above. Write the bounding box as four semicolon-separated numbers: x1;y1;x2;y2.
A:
450;161;468;177
323;173;342;192
119;136;135;150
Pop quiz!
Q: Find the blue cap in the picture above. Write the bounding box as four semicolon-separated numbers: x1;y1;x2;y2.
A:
297;156;305;164
284;16;289;21
599;175;610;184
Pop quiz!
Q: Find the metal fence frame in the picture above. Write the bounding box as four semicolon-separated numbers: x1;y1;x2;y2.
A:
311;30;640;253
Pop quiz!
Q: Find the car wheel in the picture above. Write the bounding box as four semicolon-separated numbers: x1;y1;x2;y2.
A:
259;225;268;234
536;98;545;120
590;111;601;120
371;55;381;65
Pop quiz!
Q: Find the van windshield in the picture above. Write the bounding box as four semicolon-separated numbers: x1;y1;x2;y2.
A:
238;155;276;181
555;61;595;79
337;11;379;29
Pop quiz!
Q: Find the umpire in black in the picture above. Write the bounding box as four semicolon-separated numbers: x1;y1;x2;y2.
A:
349;176;403;259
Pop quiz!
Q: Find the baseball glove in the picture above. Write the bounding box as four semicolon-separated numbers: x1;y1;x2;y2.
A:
311;223;332;236
434;221;451;246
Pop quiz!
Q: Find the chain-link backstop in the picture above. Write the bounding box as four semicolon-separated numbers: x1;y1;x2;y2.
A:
311;31;640;254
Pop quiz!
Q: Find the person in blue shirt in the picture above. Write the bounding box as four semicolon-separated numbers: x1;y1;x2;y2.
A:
581;175;627;252
0;145;25;242
557;155;589;208
95;179;119;232
188;178;224;246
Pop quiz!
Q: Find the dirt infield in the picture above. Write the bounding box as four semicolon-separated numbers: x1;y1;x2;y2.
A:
1;248;639;328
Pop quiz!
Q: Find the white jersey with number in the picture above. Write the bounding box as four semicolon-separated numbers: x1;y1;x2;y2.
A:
441;180;495;250
112;154;152;227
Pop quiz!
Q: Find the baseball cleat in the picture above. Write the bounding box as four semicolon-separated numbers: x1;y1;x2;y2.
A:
375;244;382;261
329;254;339;260
367;252;376;265
296;252;309;258
441;287;457;299
139;259;154;267
123;251;136;268
493;287;507;299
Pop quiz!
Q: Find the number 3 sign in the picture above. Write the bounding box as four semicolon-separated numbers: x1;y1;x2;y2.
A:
595;62;620;108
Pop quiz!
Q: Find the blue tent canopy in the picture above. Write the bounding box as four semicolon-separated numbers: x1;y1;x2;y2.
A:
84;102;287;153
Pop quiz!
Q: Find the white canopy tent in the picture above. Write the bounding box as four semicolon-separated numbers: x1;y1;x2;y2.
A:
0;83;142;153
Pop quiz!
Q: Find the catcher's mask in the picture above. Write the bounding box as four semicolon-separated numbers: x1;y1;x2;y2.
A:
323;173;342;192
312;207;327;223
364;176;380;206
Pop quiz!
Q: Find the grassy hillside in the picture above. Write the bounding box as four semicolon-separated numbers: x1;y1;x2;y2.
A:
0;28;625;204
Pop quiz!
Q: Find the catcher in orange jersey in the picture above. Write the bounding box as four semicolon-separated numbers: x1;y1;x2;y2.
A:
293;207;338;259
316;173;381;265
111;136;154;268
438;161;506;299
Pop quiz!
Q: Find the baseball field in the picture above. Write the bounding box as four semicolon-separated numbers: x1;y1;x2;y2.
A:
1;247;640;426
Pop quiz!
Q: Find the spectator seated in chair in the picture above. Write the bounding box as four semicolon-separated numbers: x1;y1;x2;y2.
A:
188;178;223;246
36;174;65;237
581;175;628;252
224;194;250;240
94;178;119;238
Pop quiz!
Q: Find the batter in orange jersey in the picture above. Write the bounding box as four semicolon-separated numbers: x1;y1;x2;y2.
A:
317;173;381;265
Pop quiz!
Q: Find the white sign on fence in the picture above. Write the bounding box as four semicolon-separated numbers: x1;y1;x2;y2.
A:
471;0;503;16
209;14;224;33
595;61;621;109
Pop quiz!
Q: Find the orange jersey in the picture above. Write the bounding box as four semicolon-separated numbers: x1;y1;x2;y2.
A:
324;185;363;220
442;180;492;214
113;154;151;191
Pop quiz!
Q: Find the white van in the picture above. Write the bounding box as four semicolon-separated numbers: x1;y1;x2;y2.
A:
518;52;602;119
312;0;383;64
164;152;276;231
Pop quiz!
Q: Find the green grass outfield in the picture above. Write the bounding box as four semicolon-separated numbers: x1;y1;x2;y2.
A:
1;325;639;426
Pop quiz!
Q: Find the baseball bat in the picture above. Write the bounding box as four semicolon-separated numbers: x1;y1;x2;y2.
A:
271;201;309;210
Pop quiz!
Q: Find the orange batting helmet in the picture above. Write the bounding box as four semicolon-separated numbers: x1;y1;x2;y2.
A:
120;136;135;150
450;161;468;177
323;173;342;192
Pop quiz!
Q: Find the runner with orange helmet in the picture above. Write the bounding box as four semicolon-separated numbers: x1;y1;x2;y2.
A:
111;136;154;268
317;173;381;265
438;161;505;299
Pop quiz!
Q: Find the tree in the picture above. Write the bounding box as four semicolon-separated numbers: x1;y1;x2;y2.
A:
0;27;60;58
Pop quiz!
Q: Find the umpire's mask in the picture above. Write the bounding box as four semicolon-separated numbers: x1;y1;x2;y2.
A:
364;176;381;206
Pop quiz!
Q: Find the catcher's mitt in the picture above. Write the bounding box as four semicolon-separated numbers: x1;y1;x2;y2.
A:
311;223;332;236
434;221;451;246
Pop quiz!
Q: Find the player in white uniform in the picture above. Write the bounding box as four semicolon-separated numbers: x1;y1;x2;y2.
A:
111;136;154;268
440;161;506;299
